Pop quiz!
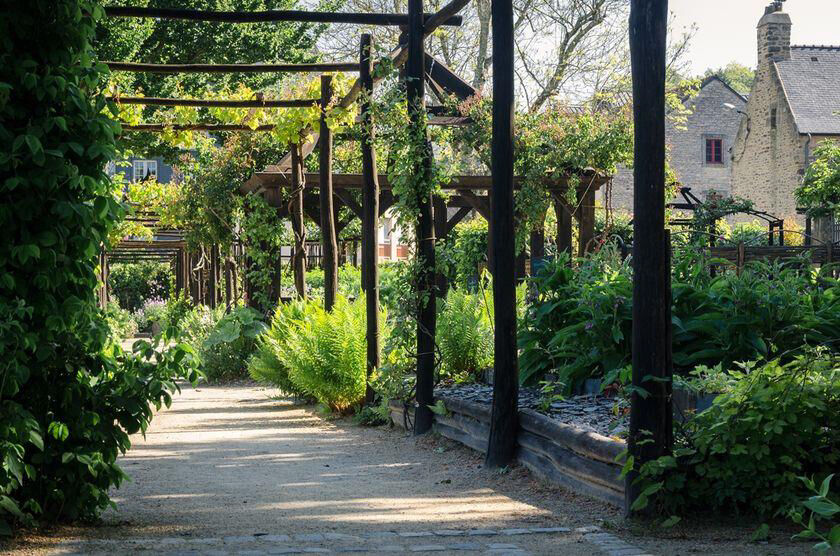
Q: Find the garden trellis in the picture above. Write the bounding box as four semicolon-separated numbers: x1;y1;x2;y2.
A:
104;0;675;514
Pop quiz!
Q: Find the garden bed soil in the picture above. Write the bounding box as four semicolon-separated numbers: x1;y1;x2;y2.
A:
435;383;628;439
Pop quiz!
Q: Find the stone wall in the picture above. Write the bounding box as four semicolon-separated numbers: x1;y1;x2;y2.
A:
607;78;746;212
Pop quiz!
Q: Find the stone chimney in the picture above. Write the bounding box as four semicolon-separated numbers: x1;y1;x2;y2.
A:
757;2;791;68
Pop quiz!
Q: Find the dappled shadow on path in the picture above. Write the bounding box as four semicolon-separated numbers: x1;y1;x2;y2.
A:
46;384;617;545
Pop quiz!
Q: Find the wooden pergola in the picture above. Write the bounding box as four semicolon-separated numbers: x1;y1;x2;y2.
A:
106;0;673;514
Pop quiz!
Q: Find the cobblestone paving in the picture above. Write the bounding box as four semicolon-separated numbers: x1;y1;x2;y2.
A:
56;526;653;555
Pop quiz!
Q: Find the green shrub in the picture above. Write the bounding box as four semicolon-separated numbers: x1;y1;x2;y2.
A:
633;353;840;517
520;247;840;391
108;262;172;312
0;0;204;530
199;306;265;382
279;296;376;411
437;290;493;381
180;305;225;351
248;300;316;396
103;302;138;340
134;297;167;333
162;292;193;334
304;264;362;299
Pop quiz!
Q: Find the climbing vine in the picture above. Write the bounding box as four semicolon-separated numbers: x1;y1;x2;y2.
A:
452;96;633;249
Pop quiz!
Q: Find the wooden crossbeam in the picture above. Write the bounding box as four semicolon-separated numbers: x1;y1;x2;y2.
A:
108;96;318;108
105;62;359;73
120;115;468;133
121;124;276;132
104;6;463;26
424;53;477;100
243;172;604;192
268;0;473;171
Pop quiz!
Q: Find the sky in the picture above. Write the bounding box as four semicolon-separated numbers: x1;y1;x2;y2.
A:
669;0;840;75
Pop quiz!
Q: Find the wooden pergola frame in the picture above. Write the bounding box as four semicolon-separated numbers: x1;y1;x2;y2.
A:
106;0;672;514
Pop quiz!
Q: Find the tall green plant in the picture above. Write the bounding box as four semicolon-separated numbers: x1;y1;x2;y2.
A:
278;296;382;411
437;290;493;381
0;1;198;529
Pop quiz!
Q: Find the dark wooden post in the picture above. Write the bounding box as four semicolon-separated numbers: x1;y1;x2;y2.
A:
291;143;307;299
553;194;573;259
224;254;232;309
320;75;339;311
408;0;437;435
577;185;596;256
486;0;518;468
530;218;546;274
627;0;673;515
360;34;381;405
208;245;218;308
433;195;449;297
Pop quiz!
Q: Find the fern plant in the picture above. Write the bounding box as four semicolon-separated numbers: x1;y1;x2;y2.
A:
278;296;383;412
437;290;494;381
247;300;315;396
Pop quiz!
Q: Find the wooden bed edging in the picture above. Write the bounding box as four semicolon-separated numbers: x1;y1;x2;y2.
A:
388;396;627;508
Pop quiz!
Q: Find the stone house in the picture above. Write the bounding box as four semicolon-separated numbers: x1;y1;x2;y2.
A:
731;2;840;223
606;76;747;211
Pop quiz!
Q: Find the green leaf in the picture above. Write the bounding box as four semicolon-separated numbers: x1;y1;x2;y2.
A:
750;523;769;542
28;430;43;451
803;497;840;518
660;515;681;528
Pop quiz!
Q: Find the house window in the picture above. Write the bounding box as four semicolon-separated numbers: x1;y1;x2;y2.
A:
705;138;723;164
771;107;778;130
132;159;158;182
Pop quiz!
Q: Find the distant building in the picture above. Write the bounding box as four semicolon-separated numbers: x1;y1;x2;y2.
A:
731;2;840;221
606;76;747;210
107;156;180;183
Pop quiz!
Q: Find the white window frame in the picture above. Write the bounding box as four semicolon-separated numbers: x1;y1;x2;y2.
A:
132;159;158;182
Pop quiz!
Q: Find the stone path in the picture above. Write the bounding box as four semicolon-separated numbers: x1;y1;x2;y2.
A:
37;384;651;556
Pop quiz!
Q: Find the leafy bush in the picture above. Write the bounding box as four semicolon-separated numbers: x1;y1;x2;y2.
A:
162;292;193;333
0;0;203;531
199;307;266;382
446;218;488;289
278;296;377;411
103;302;138;339
134;297;167;333
632;353;840;518
796;140;840;218
437;290;493;381
108;262;172;312
520;248;840;391
304;264;362;299
180;305;225;352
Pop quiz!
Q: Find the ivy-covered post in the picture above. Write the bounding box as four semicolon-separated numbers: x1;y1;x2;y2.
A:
552;194;573;259
627;0;673;516
290;143;307;299
319;74;339;312
408;0;437;435
486;0;519;467
360;34;381;404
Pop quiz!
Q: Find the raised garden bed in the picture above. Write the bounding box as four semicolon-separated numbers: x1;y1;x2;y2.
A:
388;387;627;508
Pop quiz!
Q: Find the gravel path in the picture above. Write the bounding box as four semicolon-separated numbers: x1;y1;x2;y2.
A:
7;383;808;555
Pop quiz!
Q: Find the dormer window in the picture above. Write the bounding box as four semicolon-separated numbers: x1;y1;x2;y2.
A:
705;138;723;165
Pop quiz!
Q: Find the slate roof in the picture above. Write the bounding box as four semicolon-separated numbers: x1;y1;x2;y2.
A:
774;45;840;135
